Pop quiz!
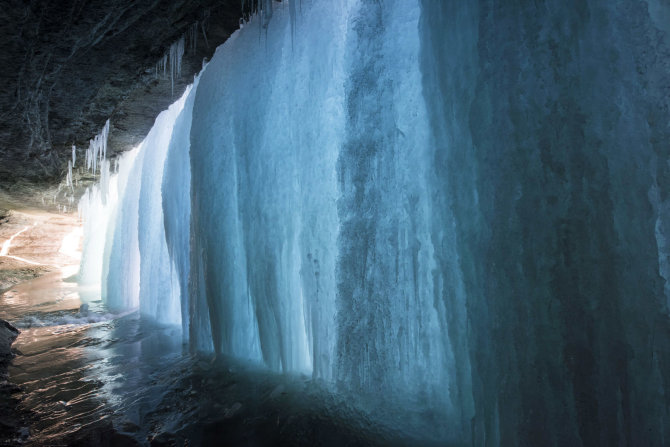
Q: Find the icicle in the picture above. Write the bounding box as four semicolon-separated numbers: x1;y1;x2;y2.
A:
66;160;73;189
85;119;110;176
72;144;76;167
188;22;198;54
156;54;168;80
169;37;185;96
201;10;210;49
100;159;111;205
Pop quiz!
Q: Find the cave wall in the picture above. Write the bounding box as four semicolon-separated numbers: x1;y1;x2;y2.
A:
0;0;242;188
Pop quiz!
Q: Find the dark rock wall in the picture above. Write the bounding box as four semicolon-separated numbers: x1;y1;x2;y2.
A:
0;0;242;188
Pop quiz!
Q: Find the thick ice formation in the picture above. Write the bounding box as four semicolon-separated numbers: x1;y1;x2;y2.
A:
78;121;115;285
78;0;670;443
135;87;191;324
162;74;201;335
78;80;191;320
188;1;346;377
75;0;471;439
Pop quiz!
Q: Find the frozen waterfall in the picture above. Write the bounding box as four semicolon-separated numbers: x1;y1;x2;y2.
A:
77;0;670;444
79;0;461;425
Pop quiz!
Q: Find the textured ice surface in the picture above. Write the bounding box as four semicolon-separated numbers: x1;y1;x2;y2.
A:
80;88;190;323
163;73;201;335
103;147;141;310
420;1;670;444
136;86;190;325
189;0;348;377
78;162;118;287
75;0;473;439
77;0;670;444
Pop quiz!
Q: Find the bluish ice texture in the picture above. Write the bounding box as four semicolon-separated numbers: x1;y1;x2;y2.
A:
78;0;670;444
420;0;670;445
163;74;201;337
85;88;191;320
189;1;347;378
136;88;191;325
104;147;142;311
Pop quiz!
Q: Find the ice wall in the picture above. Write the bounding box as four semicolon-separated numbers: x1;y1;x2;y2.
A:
189;0;346;376
136;88;190;325
81;88;192;323
77;0;670;443
420;0;670;445
187;0;467;435
163;74;201;336
78;163;117;287
76;0;477;439
104;147;143;311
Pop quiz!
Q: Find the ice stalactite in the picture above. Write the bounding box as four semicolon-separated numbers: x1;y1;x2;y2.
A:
84;119;110;175
66;143;77;190
187;22;198;55
66;160;73;189
169;37;185;96
155;30;196;96
156;54;168;79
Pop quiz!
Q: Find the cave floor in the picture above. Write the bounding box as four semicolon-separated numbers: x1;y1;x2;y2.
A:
0;220;451;447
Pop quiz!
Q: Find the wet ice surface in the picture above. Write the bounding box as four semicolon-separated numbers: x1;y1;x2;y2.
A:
2;270;449;446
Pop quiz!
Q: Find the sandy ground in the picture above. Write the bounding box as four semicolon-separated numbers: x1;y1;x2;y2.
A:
0;206;81;293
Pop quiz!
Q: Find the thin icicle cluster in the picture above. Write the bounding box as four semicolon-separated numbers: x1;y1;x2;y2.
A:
59;144;79;212
155;25;202;96
66;144;78;190
156;54;168;79
241;0;276;28
187;23;198;55
66;160;73;188
85;119;110;175
169;37;185;96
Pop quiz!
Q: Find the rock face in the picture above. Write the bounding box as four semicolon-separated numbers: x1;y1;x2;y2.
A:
0;0;243;193
0;319;19;369
0;319;21;444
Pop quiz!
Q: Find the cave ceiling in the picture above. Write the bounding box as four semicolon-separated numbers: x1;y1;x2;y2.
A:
0;0;242;205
